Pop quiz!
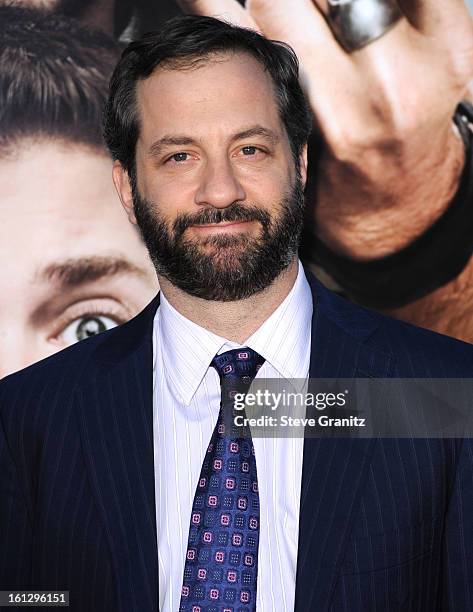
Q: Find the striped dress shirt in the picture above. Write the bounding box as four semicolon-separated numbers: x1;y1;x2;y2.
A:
152;261;312;611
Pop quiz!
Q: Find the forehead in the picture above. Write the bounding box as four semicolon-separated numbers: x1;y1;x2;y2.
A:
136;51;283;142
0;140;151;276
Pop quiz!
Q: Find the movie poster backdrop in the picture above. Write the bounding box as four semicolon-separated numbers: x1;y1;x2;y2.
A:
0;0;472;378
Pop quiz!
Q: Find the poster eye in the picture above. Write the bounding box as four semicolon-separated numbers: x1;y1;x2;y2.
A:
59;315;119;344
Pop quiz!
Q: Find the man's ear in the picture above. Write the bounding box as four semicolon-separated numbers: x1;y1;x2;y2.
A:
112;161;137;224
299;144;308;188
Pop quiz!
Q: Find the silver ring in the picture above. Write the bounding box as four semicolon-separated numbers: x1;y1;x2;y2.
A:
327;0;403;52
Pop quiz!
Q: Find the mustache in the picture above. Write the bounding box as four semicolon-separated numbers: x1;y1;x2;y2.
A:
173;203;270;238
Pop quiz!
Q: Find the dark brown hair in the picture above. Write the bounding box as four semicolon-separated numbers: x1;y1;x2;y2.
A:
103;15;312;182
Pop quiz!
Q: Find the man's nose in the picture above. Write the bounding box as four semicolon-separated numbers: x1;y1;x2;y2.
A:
195;158;246;208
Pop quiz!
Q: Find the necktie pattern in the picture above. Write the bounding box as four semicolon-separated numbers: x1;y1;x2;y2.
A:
179;348;265;612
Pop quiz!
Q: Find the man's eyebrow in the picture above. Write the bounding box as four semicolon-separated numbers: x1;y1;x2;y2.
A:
231;126;280;145
148;126;280;158
149;136;196;158
40;256;149;288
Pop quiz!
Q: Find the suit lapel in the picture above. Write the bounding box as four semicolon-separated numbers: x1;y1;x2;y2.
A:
75;295;160;612
295;275;395;610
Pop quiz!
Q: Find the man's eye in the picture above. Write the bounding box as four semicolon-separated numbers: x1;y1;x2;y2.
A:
241;146;258;156
59;315;119;345
169;152;189;163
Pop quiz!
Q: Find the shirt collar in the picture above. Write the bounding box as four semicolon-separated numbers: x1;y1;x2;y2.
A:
154;260;313;405
244;260;312;380
156;293;226;405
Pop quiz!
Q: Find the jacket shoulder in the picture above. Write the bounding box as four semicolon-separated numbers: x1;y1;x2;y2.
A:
373;309;473;376
333;290;473;376
308;272;473;377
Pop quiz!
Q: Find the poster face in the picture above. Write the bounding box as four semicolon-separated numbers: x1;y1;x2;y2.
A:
1;0;472;378
0;4;162;378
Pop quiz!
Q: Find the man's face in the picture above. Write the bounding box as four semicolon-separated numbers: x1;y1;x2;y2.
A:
0;139;158;378
116;52;307;301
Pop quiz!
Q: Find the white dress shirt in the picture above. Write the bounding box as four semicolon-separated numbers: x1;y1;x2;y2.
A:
153;261;313;611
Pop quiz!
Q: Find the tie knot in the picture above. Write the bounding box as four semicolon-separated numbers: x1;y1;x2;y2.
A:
211;348;265;386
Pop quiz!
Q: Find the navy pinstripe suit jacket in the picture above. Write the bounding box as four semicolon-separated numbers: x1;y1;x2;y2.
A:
2;272;473;611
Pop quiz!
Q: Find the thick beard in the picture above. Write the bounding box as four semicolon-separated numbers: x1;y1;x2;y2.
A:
132;177;305;302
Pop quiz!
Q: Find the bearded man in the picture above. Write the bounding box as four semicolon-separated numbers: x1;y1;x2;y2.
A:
1;15;473;612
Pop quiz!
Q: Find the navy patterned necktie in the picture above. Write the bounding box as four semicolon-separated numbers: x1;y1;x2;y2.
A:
179;348;265;612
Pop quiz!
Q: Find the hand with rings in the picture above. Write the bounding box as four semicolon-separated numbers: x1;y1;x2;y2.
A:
326;0;402;51
176;0;473;250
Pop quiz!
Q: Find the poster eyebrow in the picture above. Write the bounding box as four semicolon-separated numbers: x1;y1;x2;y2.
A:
39;255;148;288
